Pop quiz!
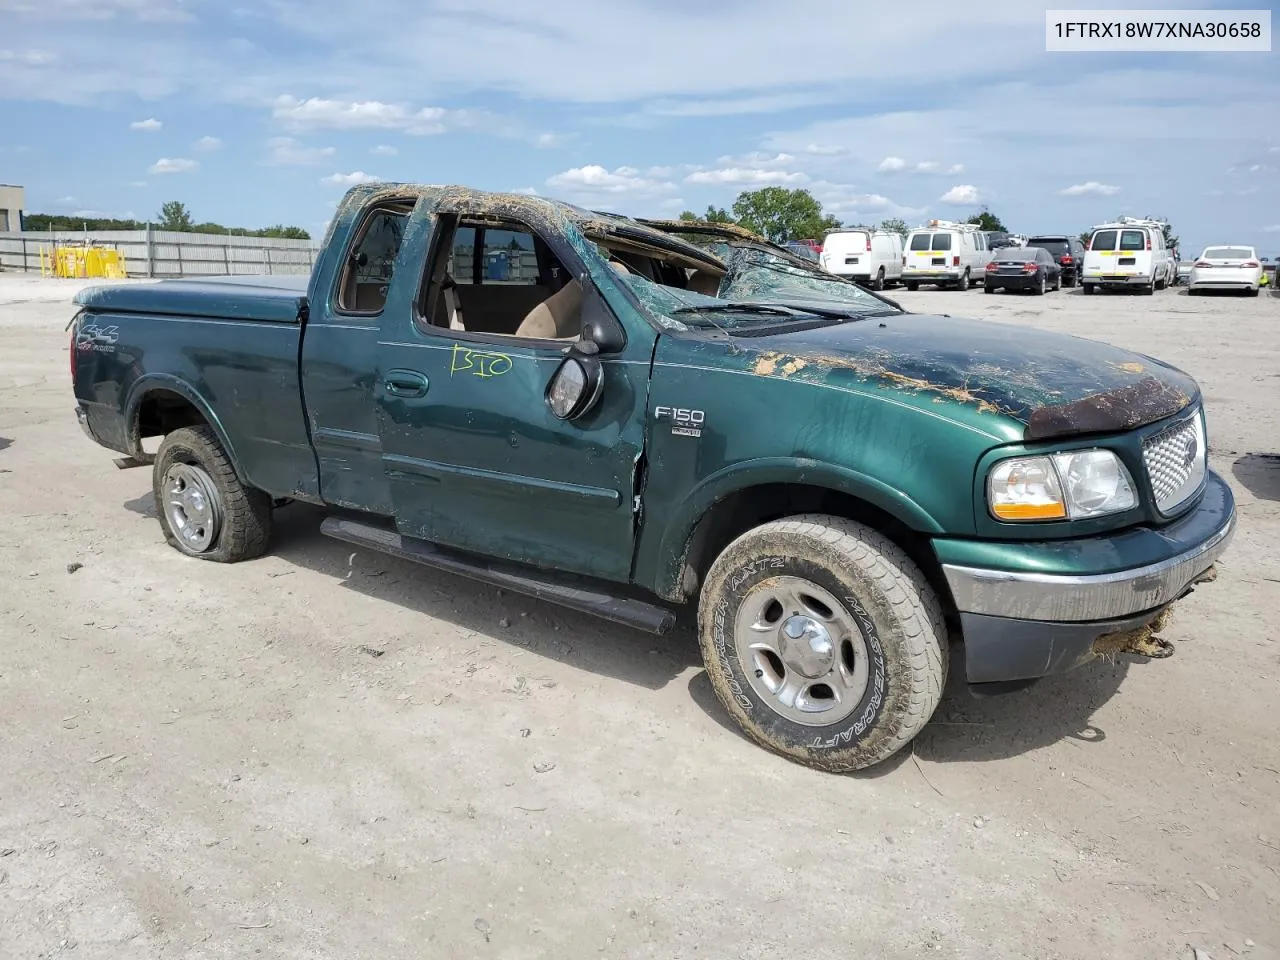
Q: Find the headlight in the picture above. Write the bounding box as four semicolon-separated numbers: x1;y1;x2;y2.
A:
988;449;1137;522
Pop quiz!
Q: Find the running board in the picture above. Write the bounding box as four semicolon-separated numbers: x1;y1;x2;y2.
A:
320;516;678;635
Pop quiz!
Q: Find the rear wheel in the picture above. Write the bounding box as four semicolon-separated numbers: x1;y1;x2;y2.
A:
153;425;272;563
957;270;970;291
697;515;947;773
905;281;919;291
984;283;995;294
1083;283;1095;296
1034;273;1046;296
873;267;885;291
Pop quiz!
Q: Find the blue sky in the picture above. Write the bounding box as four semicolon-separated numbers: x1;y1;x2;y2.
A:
2;0;1277;254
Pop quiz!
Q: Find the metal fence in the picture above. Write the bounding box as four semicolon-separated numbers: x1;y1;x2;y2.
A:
0;228;320;278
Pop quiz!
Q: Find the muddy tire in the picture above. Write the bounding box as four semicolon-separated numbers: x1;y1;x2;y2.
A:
697;515;947;773
153;425;272;563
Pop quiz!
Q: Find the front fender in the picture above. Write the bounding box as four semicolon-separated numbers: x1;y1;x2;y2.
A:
124;374;248;483
641;456;946;599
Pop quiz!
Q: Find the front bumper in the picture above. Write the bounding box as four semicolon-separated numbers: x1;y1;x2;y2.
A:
939;470;1236;683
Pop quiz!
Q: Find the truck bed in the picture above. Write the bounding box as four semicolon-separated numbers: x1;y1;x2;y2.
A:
71;274;320;502
74;275;310;324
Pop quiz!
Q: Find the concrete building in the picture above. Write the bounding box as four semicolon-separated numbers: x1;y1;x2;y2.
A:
0;184;25;232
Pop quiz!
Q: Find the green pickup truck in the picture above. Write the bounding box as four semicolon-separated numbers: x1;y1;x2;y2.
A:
70;183;1235;773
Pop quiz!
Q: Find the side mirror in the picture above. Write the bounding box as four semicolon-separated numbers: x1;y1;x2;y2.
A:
578;277;625;353
546;345;604;421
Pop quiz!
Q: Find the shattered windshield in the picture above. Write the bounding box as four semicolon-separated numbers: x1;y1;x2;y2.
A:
718;247;897;312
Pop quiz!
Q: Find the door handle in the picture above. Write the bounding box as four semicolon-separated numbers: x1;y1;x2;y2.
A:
383;370;429;398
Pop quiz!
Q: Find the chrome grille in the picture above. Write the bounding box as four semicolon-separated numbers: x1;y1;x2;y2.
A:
1142;411;1205;513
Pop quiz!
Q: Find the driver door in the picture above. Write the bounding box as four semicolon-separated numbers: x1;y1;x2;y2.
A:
374;196;654;583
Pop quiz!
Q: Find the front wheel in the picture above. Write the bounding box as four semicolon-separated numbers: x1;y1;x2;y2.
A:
153;425;272;562
697;516;947;773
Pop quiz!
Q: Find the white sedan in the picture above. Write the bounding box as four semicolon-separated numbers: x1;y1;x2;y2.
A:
1188;245;1263;296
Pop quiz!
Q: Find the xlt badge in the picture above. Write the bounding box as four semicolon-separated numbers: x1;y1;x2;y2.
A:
654;405;705;438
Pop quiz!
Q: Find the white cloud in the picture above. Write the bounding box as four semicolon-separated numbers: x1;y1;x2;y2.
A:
275;95;445;133
685;167;807;186
638;91;839;117
370;144;398;156
322;171;379;186
1060;181;1121;197
878;156;906;172
512;187;539;196
0;49;56;65
545;164;676;197
149;157;198;174
939;185;981;205
265;136;336;166
130;117;162;131
1263;224;1280;233
805;144;849;156
194;135;222;151
914;160;964;174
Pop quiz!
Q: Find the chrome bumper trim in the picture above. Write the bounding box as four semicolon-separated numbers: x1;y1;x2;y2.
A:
942;511;1236;622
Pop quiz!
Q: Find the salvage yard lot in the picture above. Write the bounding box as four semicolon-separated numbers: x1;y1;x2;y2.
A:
1;275;1277;959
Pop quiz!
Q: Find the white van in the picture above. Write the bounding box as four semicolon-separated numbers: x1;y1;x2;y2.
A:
901;220;992;291
1081;218;1174;295
819;228;904;289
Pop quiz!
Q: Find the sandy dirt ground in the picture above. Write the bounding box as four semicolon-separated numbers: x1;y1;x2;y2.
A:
1;272;1278;959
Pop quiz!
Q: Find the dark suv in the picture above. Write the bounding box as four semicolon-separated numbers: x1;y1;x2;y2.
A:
1026;235;1086;287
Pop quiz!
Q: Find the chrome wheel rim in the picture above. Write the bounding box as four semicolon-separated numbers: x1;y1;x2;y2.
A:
163;463;222;553
734;576;871;727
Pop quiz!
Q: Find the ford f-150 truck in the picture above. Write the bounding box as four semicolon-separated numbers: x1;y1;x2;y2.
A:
70;183;1236;773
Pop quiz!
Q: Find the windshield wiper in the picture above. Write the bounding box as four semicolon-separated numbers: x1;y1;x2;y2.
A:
671;303;809;318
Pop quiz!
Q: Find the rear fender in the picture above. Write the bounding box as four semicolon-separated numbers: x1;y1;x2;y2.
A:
124;374;248;484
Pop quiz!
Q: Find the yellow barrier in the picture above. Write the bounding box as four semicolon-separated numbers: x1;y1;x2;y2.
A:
38;244;129;279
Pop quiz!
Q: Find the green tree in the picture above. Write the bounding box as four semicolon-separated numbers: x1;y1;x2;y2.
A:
679;205;734;224
966;207;1007;233
157;200;194;232
730;187;840;243
878;218;909;237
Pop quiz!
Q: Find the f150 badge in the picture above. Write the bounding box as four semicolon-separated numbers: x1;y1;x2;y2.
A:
654;405;705;438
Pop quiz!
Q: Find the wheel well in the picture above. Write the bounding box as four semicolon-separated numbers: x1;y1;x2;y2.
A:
132;389;208;453
674;483;955;616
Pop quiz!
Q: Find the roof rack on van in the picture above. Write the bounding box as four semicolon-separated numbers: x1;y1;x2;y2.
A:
919;219;982;232
1093;216;1168;230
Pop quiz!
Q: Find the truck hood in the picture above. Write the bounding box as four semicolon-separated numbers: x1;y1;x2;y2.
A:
734;312;1198;441
74;274;310;325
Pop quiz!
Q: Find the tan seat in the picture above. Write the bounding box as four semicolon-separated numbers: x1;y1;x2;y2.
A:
513;278;583;340
687;269;721;296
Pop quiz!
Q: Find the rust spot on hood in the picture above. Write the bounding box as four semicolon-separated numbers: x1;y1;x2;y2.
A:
1025;376;1191;441
1110;361;1146;374
749;348;1010;414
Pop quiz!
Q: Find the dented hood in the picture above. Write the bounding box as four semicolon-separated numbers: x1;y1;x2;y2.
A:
736;312;1198;441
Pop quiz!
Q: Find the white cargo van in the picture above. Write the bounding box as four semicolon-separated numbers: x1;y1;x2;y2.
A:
1081;217;1174;296
819;228;904;289
901;220;991;291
